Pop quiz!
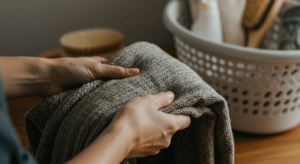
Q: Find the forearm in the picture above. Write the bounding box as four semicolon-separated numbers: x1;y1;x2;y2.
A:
66;120;132;164
0;57;52;99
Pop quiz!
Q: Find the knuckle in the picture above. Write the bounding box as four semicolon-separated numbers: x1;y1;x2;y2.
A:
150;150;160;155
92;64;103;76
161;94;170;105
168;122;177;134
113;66;124;75
162;140;171;149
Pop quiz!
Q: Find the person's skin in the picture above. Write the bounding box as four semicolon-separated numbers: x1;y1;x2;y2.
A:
0;56;191;164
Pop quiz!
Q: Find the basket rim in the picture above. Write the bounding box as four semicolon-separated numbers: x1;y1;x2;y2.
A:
162;0;300;62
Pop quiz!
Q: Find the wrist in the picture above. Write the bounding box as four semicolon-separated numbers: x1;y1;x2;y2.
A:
0;56;53;99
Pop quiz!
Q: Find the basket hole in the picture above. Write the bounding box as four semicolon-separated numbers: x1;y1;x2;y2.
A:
242;109;248;114
253;101;260;107
198;59;204;65
222;85;228;91
205;54;210;61
260;66;267;71
190;48;196;54
236;79;242;84
212;64;218;71
245;72;254;78
286;90;293;96
256;73;264;79
236;71;244;77
265;92;271;98
227;69;233;76
284;100;290;106
262;110;269;116
208;81;212;85
275;91;282;98
263;102;270;107
282;108;288;114
206;63;211;68
233;98;239;103
192;56;197;63
219;67;225;73
224;95;229;101
211;56;217;63
232;88;238;94
253;91;260;98
220;75;226;81
227;77;234;84
274;66;279;71
197;52;204;58
242;100;249;105
293;97;298;103
199;67;205;73
184;44;190;51
206;70;213;77
213;72;219;78
291;106;296;111
267;73;276;79
219;59;226;65
242;90;249;96
285;65;290;69
228;61;234;67
232;107;239;112
291;69;298;76
274;101;281;107
296;63;300;67
252;110;259;115
296;88;300;94
237;63;245;69
247;64;256;71
281;72;288;77
279;81;285;87
273;110;279;116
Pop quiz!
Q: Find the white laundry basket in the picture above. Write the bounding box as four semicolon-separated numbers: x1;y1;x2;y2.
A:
163;0;300;134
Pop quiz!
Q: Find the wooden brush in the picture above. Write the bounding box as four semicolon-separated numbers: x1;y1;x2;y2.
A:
242;0;284;48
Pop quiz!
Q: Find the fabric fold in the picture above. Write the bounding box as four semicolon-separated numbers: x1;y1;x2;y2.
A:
25;42;234;164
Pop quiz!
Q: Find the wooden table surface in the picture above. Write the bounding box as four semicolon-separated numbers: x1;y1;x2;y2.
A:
7;45;300;163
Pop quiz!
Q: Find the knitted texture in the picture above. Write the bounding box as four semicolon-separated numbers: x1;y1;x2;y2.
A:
25;42;234;164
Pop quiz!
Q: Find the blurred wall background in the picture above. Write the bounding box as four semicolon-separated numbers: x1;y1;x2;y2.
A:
0;0;173;56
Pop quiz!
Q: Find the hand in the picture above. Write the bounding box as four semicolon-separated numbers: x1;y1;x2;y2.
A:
109;92;191;158
41;56;139;97
0;56;139;99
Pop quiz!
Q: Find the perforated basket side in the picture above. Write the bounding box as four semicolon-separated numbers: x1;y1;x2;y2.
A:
163;0;300;134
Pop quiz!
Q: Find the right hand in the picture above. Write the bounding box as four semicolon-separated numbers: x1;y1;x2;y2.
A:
109;92;191;159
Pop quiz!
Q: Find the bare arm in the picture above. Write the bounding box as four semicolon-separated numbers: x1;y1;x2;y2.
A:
0;56;139;99
66;92;191;164
0;56;191;164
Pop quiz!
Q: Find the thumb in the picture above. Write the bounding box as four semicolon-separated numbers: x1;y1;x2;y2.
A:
172;114;191;130
93;64;139;78
153;92;175;109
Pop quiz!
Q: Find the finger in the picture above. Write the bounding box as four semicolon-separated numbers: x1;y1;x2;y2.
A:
172;114;191;130
81;56;108;63
94;64;139;78
153;92;175;109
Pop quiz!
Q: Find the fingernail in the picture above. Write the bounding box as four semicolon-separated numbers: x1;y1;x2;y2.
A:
129;68;139;75
165;91;174;99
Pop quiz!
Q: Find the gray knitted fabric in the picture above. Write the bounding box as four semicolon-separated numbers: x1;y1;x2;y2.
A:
25;42;234;164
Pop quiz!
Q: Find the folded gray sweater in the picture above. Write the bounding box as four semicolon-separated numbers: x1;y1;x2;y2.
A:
25;42;234;164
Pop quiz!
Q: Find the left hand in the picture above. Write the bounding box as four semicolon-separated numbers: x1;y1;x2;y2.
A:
41;56;139;97
0;56;139;99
